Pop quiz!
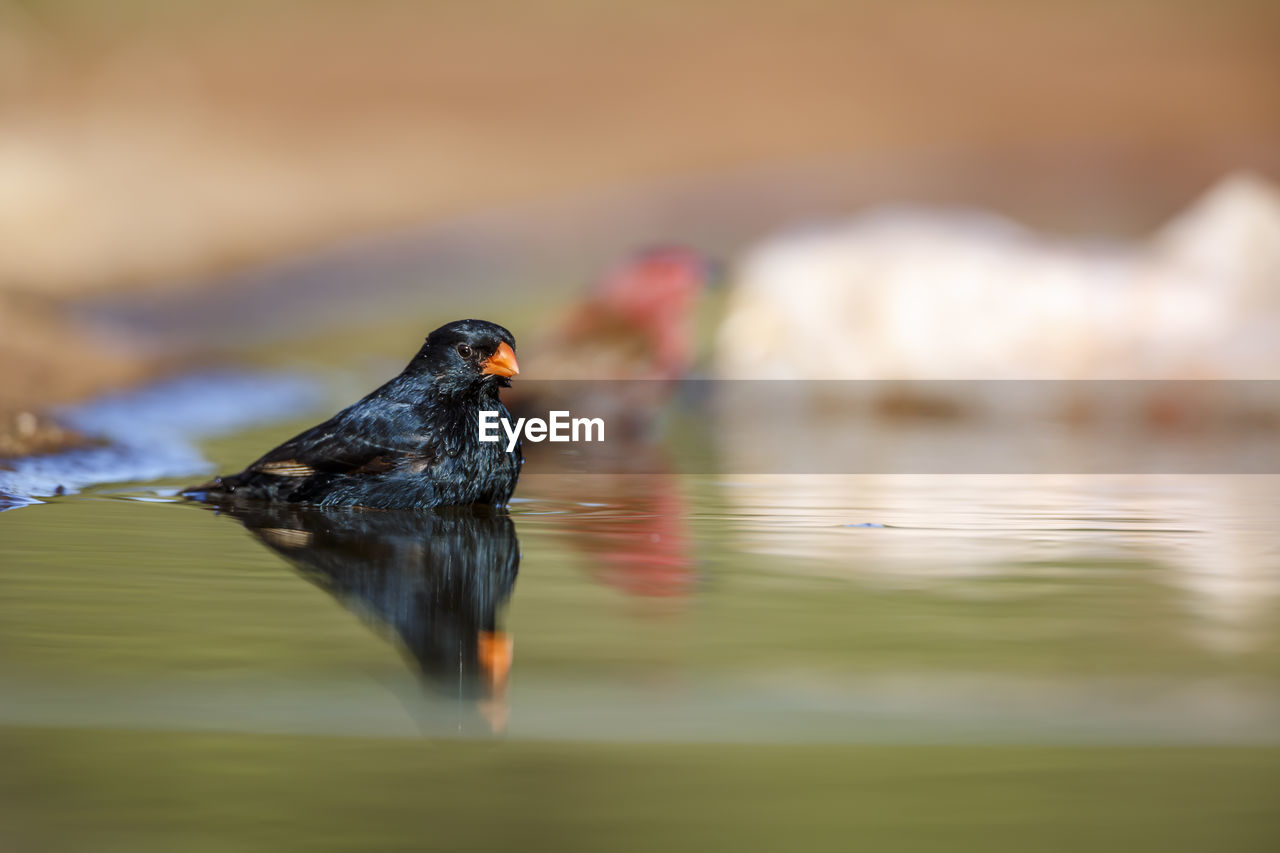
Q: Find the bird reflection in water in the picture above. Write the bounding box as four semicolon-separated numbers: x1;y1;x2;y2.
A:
211;501;519;732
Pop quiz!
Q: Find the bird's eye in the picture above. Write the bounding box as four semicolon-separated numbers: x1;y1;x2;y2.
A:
456;344;472;359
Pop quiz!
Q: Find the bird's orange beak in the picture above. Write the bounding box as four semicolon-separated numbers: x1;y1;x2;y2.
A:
481;341;520;377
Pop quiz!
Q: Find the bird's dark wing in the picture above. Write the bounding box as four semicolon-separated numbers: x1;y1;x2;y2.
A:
242;403;433;481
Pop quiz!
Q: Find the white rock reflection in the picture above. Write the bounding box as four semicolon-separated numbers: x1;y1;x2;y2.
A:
714;474;1280;655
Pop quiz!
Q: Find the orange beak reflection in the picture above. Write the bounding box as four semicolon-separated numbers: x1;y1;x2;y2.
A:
481;341;520;377
477;630;514;686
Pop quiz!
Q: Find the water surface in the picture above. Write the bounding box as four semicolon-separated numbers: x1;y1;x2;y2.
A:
2;423;1278;850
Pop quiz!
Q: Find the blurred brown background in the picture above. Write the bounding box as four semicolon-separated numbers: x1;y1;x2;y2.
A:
2;0;1278;433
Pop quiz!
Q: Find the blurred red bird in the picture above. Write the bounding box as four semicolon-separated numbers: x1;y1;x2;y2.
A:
524;245;713;381
513;246;713;600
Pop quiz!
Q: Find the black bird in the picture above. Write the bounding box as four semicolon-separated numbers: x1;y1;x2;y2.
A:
184;319;523;510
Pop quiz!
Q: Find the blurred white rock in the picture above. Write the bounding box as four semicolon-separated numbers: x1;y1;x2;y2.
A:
715;172;1280;380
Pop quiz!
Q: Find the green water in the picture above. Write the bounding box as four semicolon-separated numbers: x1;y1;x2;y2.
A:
2;430;1278;850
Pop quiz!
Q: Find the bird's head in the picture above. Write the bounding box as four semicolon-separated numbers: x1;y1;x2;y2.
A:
417;319;520;391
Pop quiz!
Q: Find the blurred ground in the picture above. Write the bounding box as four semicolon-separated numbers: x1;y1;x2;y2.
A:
1;0;1278;449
